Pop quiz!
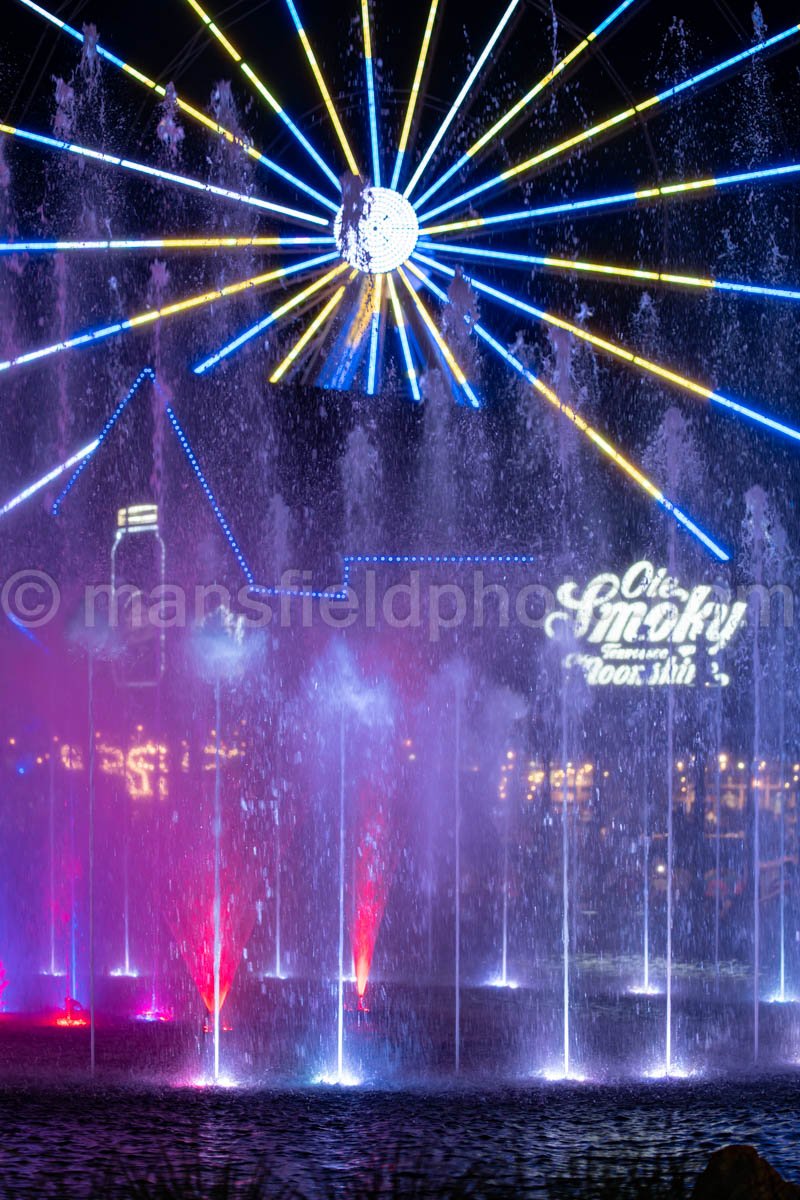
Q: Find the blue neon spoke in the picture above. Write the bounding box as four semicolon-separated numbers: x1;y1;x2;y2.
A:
362;1;382;185
0;237;337;253
403;0;523;201
418;162;800;233
0;253;337;374
0;123;329;227
414;0;639;211
413;251;800;446
192;252;339;375
1;439;98;519
391;302;421;402
418;21;800;224
15;0;338;212
410;263;729;561
367;308;381;395
417;241;800;304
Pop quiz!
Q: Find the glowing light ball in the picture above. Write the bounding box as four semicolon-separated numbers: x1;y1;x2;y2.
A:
335;187;419;274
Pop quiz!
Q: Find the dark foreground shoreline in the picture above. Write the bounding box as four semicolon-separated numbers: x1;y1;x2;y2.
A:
1;1075;799;1199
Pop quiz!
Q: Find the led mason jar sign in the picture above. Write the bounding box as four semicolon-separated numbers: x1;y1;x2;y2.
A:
545;561;748;688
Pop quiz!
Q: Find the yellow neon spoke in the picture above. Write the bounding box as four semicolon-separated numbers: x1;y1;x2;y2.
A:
404;0;523;200
408;255;719;406
268;265;350;326
396;266;480;407
270;286;346;382
421;244;721;291
414;0;639;208
468;40;591;161
544;257;707;286
418;20;800;223
183;0;341;189
283;0;360;177
1;258;343;373
390;0;440;190
518;373;727;558
406;259;730;560
14;0;337;211
415;168;761;236
386;274;421;401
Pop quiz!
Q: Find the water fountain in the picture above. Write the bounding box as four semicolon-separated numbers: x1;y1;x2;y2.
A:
1;0;800;1192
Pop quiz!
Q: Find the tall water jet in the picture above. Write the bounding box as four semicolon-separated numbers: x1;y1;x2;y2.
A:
46;748;60;980
337;707;346;1081
643;405;704;1074
560;669;570;1078
87;650;95;1076
191;606;252;1083
306;639;396;1084
68;601;121;1071
744;486;769;1061
772;521;789;1003
665;647;675;1076
266;494;292;980
638;701;655;995
454;671;462;1075
713;686;723;980
485;689;527;989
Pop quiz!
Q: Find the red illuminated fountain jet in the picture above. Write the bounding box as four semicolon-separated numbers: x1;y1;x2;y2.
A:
351;799;397;1011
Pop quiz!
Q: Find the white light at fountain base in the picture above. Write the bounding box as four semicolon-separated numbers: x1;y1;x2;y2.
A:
109;967;140;978
486;976;520;990
643;1064;696;1080
313;1069;363;1087
628;983;662;997
766;991;799;1005
334;187;419;274
186;1074;239;1090
540;1067;589;1083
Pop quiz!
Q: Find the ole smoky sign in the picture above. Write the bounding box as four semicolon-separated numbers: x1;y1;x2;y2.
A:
544;560;748;688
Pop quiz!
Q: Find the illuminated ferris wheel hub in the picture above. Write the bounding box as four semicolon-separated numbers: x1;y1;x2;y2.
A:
3;0;800;563
334;186;419;275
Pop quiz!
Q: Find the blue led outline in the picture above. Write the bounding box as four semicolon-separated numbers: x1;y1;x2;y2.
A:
417;20;800;225
14;0;339;214
169;422;536;595
412;250;800;446
51;367;155;515
44;356;725;573
408;263;731;562
165;406;255;586
48;366;257;584
50;368;533;591
251;553;537;602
